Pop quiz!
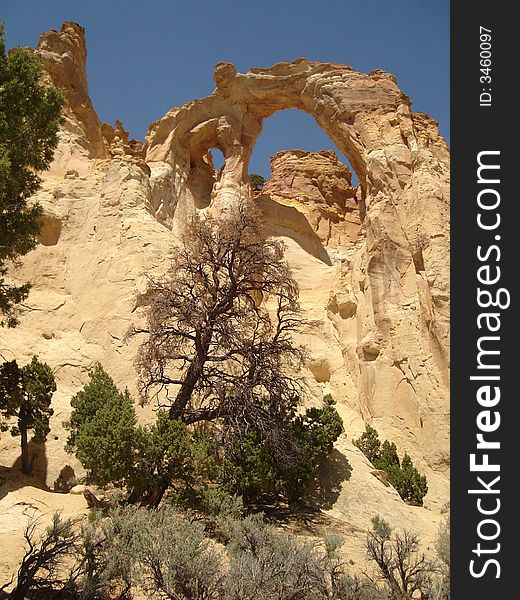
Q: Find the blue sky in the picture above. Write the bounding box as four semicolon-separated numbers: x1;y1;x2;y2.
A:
2;0;449;178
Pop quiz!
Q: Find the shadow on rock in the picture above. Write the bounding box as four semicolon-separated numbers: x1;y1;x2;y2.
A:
53;465;76;493
11;440;48;486
305;448;353;510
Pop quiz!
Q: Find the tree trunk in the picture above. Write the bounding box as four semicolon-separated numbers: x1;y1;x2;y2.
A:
139;485;166;508
169;327;213;420
20;423;30;475
169;359;203;420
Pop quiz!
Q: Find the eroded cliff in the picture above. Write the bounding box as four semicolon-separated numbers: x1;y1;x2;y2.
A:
1;21;449;577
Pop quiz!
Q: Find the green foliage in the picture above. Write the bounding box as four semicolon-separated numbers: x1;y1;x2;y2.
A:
0;23;65;326
0;355;56;473
66;367;342;504
377;440;401;485
65;364;194;493
82;506;223;600
248;172;265;191
13;505;446;599
397;453;428;506
65;363;123;451
64;364;138;487
222;513;327;600
198;487;244;519
219;430;282;500
134;410;193;492
353;425;428;506
73;391;137;488
219;395;344;502
352;424;380;463
289;394;344;491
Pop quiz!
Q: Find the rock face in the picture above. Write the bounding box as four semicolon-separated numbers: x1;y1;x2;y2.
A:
1;22;449;578
259;149;361;253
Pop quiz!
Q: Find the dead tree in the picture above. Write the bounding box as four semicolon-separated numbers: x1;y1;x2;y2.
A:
131;200;306;473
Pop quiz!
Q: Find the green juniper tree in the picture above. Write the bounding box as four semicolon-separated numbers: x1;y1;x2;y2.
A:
65;364;193;505
0;23;64;326
0;355;56;474
64;364;140;487
352;423;380;463
354;425;428;506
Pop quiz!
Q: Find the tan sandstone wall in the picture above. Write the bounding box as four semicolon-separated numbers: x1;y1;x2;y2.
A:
1;23;449;564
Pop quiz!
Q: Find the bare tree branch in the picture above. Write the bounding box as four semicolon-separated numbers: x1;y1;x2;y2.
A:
130;199;307;468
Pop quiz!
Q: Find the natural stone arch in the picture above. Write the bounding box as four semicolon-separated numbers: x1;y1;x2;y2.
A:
0;21;451;516
144;58;417;217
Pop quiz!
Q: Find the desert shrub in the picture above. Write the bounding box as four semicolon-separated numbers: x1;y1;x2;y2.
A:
366;515;438;600
8;512;81;600
128;506;224;599
76;506;135;599
222;514;328;600
435;509;450;569
319;534;388;600
353;426;428;506
220;514;388;600
331;575;388;600
76;506;224;599
198;487;244;519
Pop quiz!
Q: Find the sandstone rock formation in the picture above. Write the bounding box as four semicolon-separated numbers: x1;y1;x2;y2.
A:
34;22;107;174
144;52;450;505
1;21;449;582
259;149;361;256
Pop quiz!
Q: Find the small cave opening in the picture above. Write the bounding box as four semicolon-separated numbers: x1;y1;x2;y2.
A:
412;248;425;273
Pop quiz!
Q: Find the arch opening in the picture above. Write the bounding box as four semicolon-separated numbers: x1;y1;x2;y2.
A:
248;109;360;187
187;146;227;210
248;109;363;265
210;147;225;174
